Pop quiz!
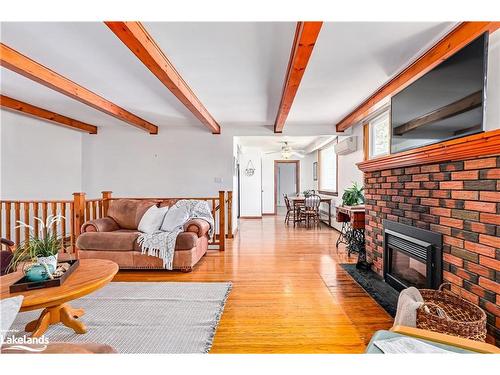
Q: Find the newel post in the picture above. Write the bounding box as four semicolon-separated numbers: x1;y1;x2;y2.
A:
72;192;86;256
101;191;112;216
219;190;225;251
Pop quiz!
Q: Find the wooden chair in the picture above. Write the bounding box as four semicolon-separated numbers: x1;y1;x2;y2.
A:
284;194;301;225
1;238;15;276
300;194;321;227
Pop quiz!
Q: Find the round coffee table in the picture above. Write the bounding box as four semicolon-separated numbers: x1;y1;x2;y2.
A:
0;259;118;337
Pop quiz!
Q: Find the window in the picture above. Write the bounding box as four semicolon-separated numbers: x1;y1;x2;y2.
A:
369;112;390;158
318;142;337;195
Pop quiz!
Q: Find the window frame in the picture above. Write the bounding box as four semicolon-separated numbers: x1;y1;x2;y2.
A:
368;111;391;159
317;139;338;196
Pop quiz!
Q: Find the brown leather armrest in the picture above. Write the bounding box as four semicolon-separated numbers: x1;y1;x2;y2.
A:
81;217;120;233
183;219;210;237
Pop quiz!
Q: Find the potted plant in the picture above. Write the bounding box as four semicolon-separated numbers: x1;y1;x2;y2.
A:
342;182;365;206
9;215;65;275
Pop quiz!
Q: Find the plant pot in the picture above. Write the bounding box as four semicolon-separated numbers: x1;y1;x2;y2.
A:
37;254;58;270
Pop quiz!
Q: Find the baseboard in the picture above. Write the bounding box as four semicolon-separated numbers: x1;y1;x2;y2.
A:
262;213;276;216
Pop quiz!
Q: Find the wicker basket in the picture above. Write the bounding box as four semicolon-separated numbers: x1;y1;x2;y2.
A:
416;283;487;342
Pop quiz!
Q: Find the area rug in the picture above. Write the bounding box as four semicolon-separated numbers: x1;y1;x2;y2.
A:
10;282;232;353
340;264;399;317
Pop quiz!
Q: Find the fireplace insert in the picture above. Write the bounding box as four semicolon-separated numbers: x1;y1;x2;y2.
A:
383;220;442;291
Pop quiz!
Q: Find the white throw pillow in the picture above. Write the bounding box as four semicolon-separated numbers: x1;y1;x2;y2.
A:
161;205;190;232
138;205;169;234
0;295;24;346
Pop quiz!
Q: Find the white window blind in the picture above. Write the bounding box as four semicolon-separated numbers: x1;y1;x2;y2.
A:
319;144;337;192
369;112;390;158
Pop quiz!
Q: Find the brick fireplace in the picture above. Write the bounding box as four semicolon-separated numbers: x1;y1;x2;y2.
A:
363;154;500;344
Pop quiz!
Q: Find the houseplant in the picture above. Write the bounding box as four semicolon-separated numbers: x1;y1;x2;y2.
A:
342;182;365;206
9;215;65;276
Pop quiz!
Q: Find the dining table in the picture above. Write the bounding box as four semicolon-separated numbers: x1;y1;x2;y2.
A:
289;195;333;227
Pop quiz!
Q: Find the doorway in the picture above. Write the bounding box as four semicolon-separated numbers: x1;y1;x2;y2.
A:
274;160;300;214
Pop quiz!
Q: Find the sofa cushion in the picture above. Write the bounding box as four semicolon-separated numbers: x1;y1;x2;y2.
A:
77;230;198;252
175;232;198;250
138;206;169;234
76;230;140;252
107;199;156;230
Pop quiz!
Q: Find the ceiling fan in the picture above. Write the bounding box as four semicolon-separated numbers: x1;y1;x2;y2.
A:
265;141;305;159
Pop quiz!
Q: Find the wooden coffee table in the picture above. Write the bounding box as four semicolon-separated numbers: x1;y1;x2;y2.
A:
0;259;118;337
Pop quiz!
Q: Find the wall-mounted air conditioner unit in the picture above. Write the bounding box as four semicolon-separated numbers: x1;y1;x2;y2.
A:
334;136;357;155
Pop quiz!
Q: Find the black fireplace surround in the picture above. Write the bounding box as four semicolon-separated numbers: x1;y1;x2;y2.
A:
383;220;442;291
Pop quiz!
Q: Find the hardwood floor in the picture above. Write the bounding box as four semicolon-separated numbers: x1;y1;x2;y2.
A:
115;214;394;353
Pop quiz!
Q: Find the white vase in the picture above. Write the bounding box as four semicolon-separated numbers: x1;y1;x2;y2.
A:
37;254;58;270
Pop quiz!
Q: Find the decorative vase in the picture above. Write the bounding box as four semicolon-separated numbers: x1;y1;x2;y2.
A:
37;254;58;270
24;263;54;282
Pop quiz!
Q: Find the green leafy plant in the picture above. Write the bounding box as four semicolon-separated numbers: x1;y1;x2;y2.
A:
8;215;65;272
342;182;365;206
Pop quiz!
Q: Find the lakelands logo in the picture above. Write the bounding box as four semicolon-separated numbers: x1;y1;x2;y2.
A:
1;334;49;352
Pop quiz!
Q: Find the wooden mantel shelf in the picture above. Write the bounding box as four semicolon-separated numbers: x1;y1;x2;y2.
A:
357;129;500;172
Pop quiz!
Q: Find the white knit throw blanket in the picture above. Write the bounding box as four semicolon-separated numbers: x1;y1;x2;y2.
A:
137;200;214;270
393;287;424;328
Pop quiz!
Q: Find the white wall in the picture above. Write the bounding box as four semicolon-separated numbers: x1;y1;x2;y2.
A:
239;147;262;217
0;111;82;200
261;151;317;214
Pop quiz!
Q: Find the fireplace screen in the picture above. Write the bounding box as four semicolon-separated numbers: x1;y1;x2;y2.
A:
389;246;427;289
383;220;442;291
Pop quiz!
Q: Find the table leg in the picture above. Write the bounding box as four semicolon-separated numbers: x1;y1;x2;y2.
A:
328;202;331;227
24;303;87;337
293;201;296;227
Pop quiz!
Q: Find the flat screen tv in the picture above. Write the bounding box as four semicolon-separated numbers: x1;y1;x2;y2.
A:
391;33;488;154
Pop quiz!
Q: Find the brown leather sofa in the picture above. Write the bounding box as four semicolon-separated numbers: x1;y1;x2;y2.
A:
76;199;210;272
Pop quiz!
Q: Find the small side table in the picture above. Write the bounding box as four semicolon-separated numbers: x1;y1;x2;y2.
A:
335;205;370;270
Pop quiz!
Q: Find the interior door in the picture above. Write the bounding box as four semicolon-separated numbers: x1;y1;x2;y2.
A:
277;163;297;207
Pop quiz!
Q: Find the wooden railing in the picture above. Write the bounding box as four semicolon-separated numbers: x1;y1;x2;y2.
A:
0;190;233;253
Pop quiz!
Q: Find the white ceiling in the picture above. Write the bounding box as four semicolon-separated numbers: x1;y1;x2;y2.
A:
0;22;457;133
237;135;330;153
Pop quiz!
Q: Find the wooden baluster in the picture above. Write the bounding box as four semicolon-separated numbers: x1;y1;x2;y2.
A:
33;202;39;235
211;198;216;245
72;192;86;258
69;202;75;253
98;200;103;218
85;201;91;222
42;202;48;237
102;191;112;216
14;202;21;245
219;191;225;251
24;202;30;243
51;202;57;236
61;202;67;252
6;202;11;240
227;191;233;239
0;201;3;239
92;201;97;220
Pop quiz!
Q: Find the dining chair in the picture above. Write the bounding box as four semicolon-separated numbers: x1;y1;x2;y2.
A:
284;194;301;225
301;194;321;227
0;238;15;276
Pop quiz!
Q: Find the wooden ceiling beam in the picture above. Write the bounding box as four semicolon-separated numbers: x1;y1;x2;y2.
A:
0;43;158;134
105;21;221;134
274;22;323;133
336;22;500;132
1;95;98;134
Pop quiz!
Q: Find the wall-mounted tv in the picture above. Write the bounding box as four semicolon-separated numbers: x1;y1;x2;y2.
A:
391;33;488;154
